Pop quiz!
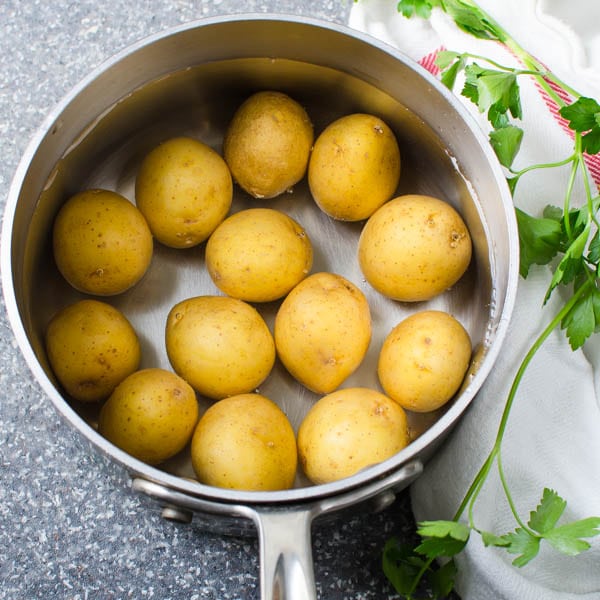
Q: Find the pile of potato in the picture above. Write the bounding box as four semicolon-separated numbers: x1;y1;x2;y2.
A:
45;90;473;492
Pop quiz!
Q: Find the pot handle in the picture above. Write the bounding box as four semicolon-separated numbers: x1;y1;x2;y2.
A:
253;508;316;600
248;459;423;600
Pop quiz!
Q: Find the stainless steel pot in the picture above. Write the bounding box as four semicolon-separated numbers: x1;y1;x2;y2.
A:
1;14;519;600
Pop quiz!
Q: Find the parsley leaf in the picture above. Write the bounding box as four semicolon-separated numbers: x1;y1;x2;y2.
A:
561;285;599;349
501;528;541;567
528;488;566;534
515;207;562;277
545;518;600;556
464;66;521;116
588;230;600;264
442;0;504;41
417;520;470;542
480;530;510;547
415;521;470;559
545;224;591;301
382;537;425;596
429;559;458;598
439;54;466;90
382;536;459;599
435;50;461;70
395;0;439;19
490;125;523;167
560;97;600;154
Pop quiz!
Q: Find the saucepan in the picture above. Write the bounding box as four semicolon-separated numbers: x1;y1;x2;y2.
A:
1;15;519;600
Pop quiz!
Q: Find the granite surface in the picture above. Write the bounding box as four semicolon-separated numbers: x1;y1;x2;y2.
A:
0;1;428;599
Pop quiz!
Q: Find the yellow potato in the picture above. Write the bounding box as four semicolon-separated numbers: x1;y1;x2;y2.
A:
53;189;153;296
308;113;401;221
274;272;371;394
378;310;472;412
135;136;232;248
190;393;297;491
297;387;409;484
223;91;314;198
358;194;472;302
98;368;198;465
205;208;313;302
45;299;141;403
165;296;275;400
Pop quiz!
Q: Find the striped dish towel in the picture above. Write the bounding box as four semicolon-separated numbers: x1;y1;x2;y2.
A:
349;2;600;599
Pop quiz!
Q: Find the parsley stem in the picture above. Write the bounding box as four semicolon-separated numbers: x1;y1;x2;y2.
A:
455;0;580;104
563;136;581;242
497;449;534;533
576;140;600;231
458;52;542;78
451;278;593;528
509;154;575;177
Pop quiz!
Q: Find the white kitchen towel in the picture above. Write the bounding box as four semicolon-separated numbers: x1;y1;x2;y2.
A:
349;2;600;599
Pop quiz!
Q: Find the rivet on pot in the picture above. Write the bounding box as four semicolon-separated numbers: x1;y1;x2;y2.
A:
370;490;396;513
161;504;193;524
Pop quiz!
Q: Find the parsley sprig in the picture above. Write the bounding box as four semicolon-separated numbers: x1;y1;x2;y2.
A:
364;1;600;597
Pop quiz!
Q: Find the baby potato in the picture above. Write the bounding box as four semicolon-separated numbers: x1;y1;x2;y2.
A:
135;136;232;248
223;90;314;199
205;208;313;302
98;368;198;465
53;189;153;296
190;393;297;491
297;387;409;484
274;272;371;394
165;296;275;400
308;113;401;221
358;194;472;302
45;299;141;403
378;310;472;413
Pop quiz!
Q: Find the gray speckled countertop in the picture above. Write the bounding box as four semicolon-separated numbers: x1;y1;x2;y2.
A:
0;1;423;599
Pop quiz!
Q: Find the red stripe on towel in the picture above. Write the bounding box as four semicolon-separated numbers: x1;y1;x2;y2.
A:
419;46;445;76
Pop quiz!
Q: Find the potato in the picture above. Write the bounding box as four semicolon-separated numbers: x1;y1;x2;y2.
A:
135;136;232;248
223;91;313;198
98;368;198;465
274;272;371;394
358;194;472;302
53;189;153;296
190;393;297;491
378;310;472;412
205;208;313;302
307;113;401;221
45;299;141;403
297;387;409;484
165;296;275;400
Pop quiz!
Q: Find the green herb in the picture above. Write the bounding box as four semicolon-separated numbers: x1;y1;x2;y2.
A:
364;1;600;597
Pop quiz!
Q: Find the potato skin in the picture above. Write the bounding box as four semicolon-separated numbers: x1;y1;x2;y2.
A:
45;299;141;403
223;91;314;198
297;387;409;484
135;136;232;248
53;189;153;296
165;296;275;400
378;310;472;412
358;194;472;302
190;393;297;491
274;272;371;394
98;368;198;465
308;113;401;221
205;208;313;302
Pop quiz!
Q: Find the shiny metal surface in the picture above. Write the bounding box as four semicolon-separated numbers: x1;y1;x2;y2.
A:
1;14;519;600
